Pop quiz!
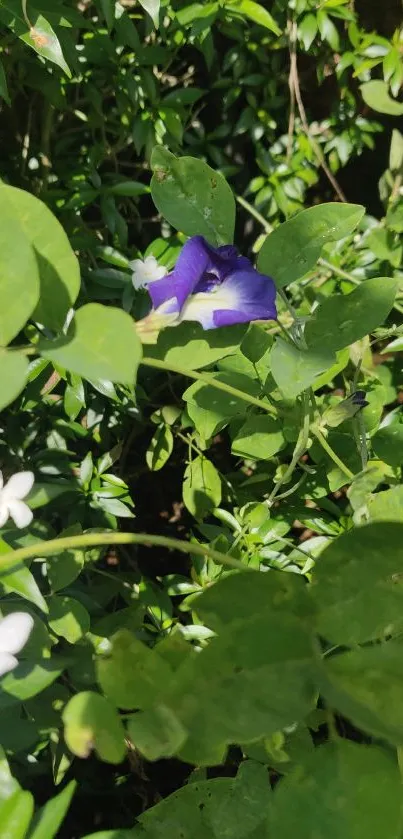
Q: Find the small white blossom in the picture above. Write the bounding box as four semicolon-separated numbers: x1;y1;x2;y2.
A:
0;471;34;529
0;612;34;676
130;255;167;290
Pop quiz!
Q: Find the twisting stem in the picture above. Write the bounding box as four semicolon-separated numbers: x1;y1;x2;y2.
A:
287;20;346;203
21;0;32;28
141;357;277;417
0;532;246;575
311;426;354;481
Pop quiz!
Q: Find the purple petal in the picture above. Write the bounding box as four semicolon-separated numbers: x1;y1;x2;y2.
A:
213;268;277;327
180;267;277;330
148;236;212;312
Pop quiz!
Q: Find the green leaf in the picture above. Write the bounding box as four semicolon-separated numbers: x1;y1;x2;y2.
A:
183;456;222;519
0;789;34;839
0;193;40;346
127;705;187;762
368;485;403;522
0;185;80;331
138;0;160;27
231;416;284;460
97;629;174;709
48;596;90;644
305;278;397;352
21;15;71;76
145;321;247;369
40;304;142;385
320;640;403;745
311;522;403;645
27;482;76;509
270;338;335;399
171;611;317;765
0;58;10;105
194;569;314;631
150;148;235;246
62;691;126;764
389;129;403;173
28;781;76;839
0;659;67;710
299;14;317;50
270;740;402;839
0;350;28;411
225;0;281;36
360;80;403;115
372;424;403;467
0;540;47;613
146;425;174;471
137;762;271;838
257;203;364;289
99;0;115;30
183;373;258;439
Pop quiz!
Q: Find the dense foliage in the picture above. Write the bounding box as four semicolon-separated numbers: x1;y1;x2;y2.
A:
0;0;403;836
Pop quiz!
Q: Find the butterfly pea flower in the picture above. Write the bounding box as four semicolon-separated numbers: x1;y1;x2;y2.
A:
0;612;34;677
0;470;34;529
135;235;277;343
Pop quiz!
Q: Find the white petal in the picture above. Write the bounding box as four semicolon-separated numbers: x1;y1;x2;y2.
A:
3;471;34;501
0;504;9;528
179;286;240;330
0;653;18;677
129;259;144;271
0;612;34;655
7;499;33;529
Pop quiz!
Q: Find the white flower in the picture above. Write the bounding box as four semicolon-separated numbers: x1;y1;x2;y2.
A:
130;255;167;290
0;471;34;529
0;612;34;676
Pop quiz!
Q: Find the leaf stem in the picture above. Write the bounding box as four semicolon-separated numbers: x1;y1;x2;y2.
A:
236;196;273;233
0;532;246;574
141;357;277;416
310;426;354;481
268;390;311;504
317;258;360;286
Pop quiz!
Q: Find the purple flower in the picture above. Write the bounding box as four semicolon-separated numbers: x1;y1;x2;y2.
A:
136;236;277;342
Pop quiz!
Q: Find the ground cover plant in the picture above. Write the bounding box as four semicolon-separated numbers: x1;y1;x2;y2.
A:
1;0;403;836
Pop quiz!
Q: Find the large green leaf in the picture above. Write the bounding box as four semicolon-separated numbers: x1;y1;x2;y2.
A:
320;641;403;745
231;415;285;460
182;456;222;519
0;192;40;346
305;278;397;352
0;658;67;710
224;0;281;35
0;540;47;613
150;148;235;246
62;691;126;764
40;304;142;384
270;338;335;398
183;372;258;439
372;424;403;468
0;350;28;411
28;781;76;839
48;596;90;643
270;740;403;839
173;610;317;765
360;80;403;115
0;789;34;839
138;0;160;27
145;321;247;369
97;629;174;710
257;203;364;288
310;522;403;644
21;15;71;76
135;762;271;838
0;185;80;331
